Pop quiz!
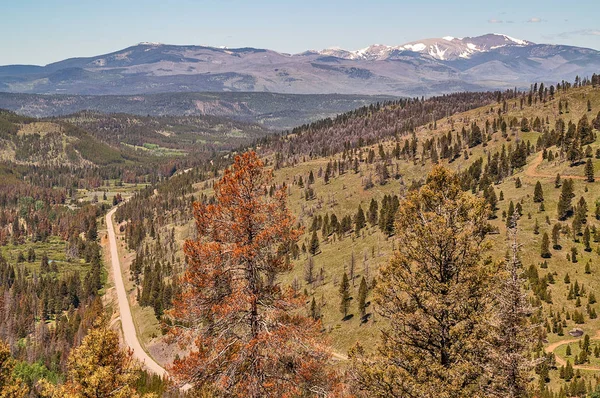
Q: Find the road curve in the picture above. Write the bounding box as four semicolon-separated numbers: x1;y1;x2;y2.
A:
525;152;586;180
545;335;600;371
106;207;168;377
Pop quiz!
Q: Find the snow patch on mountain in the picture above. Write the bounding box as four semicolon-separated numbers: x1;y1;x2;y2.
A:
403;43;427;52
316;33;533;61
496;34;528;46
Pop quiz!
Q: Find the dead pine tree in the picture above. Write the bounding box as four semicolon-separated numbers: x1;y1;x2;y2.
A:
485;213;542;397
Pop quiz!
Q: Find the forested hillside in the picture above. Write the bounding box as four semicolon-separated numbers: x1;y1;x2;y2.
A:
110;73;600;396
0;108;244;395
2;72;600;396
56;111;269;155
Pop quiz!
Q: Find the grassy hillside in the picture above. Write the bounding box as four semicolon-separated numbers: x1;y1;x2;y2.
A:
117;81;600;394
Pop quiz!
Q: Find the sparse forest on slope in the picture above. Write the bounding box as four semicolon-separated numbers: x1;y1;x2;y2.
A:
112;73;600;396
0;109;210;395
260;90;505;160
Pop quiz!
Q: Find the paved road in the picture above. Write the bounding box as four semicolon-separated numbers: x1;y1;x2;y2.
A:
106;207;168;377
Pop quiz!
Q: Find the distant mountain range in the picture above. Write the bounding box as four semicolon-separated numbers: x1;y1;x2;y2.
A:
1;34;599;97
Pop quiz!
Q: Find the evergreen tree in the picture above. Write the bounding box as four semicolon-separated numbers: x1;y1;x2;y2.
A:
533;181;544;203
355;205;366;235
507;201;516;227
309;230;320;255
514;177;522;188
368;199;378;226
541;232;551;258
352;166;492;397
339;272;351;319
584;226;592;252
324;162;331;184
557;179;575;220
357;276;368;319
484;185;498;216
585;158;595;182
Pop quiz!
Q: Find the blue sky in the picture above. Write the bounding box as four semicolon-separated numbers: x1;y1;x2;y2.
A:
2;0;599;65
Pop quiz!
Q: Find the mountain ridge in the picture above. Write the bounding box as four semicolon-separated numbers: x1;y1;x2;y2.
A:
1;33;599;96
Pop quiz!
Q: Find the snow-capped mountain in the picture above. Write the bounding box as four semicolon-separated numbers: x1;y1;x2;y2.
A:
0;34;598;97
317;34;535;61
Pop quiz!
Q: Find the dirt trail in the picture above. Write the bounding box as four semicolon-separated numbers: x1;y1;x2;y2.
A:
106;207;168;377
525;152;586;180
544;329;600;371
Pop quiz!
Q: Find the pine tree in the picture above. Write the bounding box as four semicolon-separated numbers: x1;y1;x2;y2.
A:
357;276;368;319
557;179;575;220
40;319;142;398
486;217;540;397
352;166;492;397
309;230;320;255
541;232;551;258
168;152;333;397
507;201;516;227
584;226;592;252
368;199;378;226
355;205;366;235
565;360;574;381
533;181;544;202
585;158;595;182
339;272;351;319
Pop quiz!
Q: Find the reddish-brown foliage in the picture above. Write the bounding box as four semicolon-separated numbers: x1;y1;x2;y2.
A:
169;151;334;397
